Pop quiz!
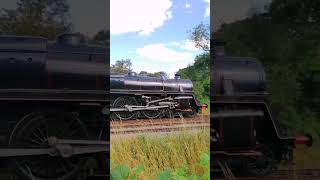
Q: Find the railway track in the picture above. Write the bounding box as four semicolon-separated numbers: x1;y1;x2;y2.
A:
110;114;210;135
215;169;320;180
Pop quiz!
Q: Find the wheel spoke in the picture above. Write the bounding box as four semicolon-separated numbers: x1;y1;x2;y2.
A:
113;96;137;120
10;112;89;180
37;127;47;140
67;127;83;137
58;159;69;174
246;144;275;176
32;131;45;143
27;136;43;145
142;96;162;119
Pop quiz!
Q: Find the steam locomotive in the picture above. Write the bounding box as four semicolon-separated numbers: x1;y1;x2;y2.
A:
110;72;202;120
211;41;312;176
0;33;108;180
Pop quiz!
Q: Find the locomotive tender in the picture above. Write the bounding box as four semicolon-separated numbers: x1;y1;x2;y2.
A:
0;33;108;180
110;72;202;119
211;41;312;176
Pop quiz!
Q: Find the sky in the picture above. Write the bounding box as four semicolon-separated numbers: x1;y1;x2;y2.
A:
110;0;210;77
0;0;107;36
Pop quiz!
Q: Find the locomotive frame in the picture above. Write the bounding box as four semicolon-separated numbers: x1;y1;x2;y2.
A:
110;73;202;120
0;34;109;180
211;41;312;176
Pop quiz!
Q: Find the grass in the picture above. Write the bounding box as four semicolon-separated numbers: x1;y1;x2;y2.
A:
293;142;320;169
200;104;210;115
110;128;210;180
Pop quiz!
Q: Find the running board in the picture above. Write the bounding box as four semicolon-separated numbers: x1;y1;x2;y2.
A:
0;138;109;157
211;110;264;119
110;104;172;112
111;96;193;112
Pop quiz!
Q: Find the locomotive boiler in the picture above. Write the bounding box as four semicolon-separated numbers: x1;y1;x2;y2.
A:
211;41;312;176
0;33;108;180
110;72;201;120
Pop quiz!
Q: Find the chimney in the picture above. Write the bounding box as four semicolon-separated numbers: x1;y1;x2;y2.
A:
128;71;137;76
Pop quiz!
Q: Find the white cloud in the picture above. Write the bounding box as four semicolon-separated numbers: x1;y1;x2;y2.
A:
179;39;199;51
185;3;191;9
170;41;180;46
132;60;192;78
136;43;193;62
135;43;198;77
170;39;199;51
166;11;173;19
132;41;204;77
132;63;160;74
204;0;210;17
111;0;173;35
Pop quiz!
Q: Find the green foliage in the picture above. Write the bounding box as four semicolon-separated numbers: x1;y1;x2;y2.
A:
157;170;172;180
155;152;210;180
92;30;109;46
178;53;210;105
110;152;210;180
111;59;132;74
111;164;130;180
111;59;170;78
0;0;71;39
189;23;210;52
110;163;144;180
215;0;320;136
110;129;210;180
269;0;320;26
139;71;170;79
178;23;210;105
0;0;105;45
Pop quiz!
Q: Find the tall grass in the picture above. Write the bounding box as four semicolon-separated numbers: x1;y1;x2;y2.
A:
110;128;210;179
293;142;320;169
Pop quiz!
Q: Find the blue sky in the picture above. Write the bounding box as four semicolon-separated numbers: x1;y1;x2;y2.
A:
111;0;210;77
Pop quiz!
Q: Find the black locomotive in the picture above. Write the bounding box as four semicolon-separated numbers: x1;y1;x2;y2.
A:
110;72;202;120
211;41;312;176
0;33;108;179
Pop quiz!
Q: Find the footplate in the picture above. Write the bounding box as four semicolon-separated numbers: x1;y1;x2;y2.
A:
0;137;109;157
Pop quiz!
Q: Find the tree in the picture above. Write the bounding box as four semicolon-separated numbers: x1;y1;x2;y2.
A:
269;0;320;26
0;0;71;39
92;30;109;46
111;59;132;74
189;23;210;52
158;71;169;79
176;23;211;104
177;53;210;104
214;0;320;136
138;71;170;79
149;71;169;79
139;71;148;76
